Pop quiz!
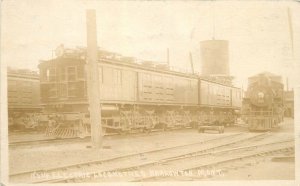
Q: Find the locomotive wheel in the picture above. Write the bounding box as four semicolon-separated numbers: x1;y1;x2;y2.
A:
118;130;128;135
117;130;122;135
220;127;224;133
143;128;151;134
191;122;197;129
162;124;168;131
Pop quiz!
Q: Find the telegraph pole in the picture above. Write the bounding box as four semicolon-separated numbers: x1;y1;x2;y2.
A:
86;9;102;148
189;52;194;74
167;48;170;66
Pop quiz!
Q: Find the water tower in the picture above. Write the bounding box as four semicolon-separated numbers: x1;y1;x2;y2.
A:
200;40;229;76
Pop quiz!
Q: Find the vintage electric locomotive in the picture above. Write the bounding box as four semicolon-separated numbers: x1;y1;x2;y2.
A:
38;47;242;137
7;68;42;131
242;72;284;131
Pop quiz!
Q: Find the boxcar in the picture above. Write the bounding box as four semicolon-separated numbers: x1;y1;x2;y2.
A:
199;79;232;107
198;79;241;126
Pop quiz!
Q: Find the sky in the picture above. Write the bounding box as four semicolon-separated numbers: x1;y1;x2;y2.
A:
1;0;300;89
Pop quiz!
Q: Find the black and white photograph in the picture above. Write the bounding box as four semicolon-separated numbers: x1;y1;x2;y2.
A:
0;0;299;185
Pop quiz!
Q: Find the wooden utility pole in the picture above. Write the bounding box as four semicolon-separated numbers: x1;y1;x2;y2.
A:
86;9;102;148
167;48;170;66
287;7;294;57
286;77;289;91
189;52;194;74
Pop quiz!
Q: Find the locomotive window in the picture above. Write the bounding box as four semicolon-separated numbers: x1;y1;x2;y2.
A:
48;84;57;98
103;67;113;84
118;70;122;85
209;85;213;95
113;69;122;85
77;65;84;79
98;67;103;83
8;80;17;91
226;89;230;97
48;68;56;82
59;83;67;97
153;75;157;84
188;80;192;89
22;81;32;93
40;68;47;81
68;82;77;97
143;74;152;86
8;91;17;98
22;97;32;104
60;68;66;81
46;69;50;80
165;77;173;89
122;70;132;84
83;81;87;97
8;97;17;103
213;86;217;95
154;75;162;88
67;66;77;81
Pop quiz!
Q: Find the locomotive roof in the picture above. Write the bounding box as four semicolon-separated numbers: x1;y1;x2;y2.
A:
39;57;193;77
39;50;240;89
248;71;282;84
7;67;39;80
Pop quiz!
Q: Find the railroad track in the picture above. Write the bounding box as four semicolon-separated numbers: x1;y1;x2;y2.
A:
9;128;185;148
10;132;275;183
73;138;294;182
132;139;294;182
9;137;92;148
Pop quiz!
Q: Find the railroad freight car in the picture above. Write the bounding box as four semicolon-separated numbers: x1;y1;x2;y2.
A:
38;48;242;137
243;72;284;131
198;79;241;126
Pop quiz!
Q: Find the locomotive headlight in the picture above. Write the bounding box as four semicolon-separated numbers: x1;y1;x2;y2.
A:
257;92;265;104
258;92;264;98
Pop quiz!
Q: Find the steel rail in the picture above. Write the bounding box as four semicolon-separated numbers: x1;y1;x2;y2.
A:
10;133;248;182
12;132;272;183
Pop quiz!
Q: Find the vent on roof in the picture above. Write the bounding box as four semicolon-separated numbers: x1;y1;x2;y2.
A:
155;64;169;70
142;61;155;67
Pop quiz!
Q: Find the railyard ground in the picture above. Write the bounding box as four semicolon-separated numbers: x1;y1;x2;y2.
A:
8;117;295;180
